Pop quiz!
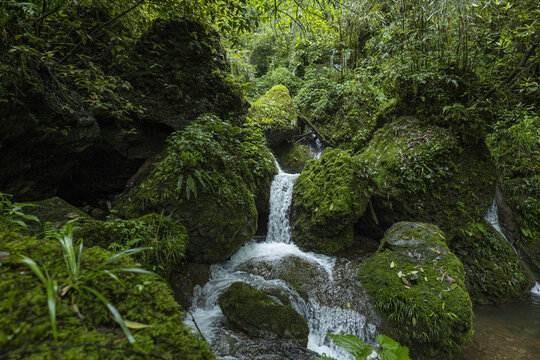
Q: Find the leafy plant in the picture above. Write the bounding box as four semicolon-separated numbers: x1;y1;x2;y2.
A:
317;333;411;360
17;224;154;344
0;192;40;232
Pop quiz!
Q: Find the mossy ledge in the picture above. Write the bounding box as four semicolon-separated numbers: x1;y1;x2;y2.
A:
0;232;214;359
359;222;473;360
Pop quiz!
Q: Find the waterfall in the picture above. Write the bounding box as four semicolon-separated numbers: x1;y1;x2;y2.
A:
187;158;380;359
266;164;299;244
485;199;540;296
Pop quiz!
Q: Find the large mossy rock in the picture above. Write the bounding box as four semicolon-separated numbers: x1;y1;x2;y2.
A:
356;117;496;240
0;18;245;203
487;117;540;270
0;232;214;359
218;282;309;347
449;220;534;304
123;19;246;130
248;85;299;148
291;149;371;254
274;142;314;174
360;222;473;360
74;213;188;276
114;115;277;263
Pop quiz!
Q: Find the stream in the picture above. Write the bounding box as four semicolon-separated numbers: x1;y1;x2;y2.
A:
187;153;540;360
187;156;380;360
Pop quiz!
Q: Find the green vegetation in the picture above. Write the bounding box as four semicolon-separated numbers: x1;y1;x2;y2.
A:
317;334;411;360
0;230;214;359
114;114;276;263
360;222;473;360
74;213;188;276
1;0;538;358
218;281;309;347
291;149;371;254
487;112;540;269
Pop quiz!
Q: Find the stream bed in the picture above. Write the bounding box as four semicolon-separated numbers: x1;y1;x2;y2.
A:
457;290;540;360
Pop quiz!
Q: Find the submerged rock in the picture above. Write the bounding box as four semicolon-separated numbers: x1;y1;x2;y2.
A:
114;115;277;263
291;149;371;254
218;282;309;347
0;232;214;359
449;220;534;304
248;85;299;148
356;117;496;241
360;222;473;360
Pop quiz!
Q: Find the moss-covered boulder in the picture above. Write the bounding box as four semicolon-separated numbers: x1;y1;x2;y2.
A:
74;213;188;276
360;222;473;360
123;19;246;130
449;220;534;304
23;196;92;232
0;232;214;359
218;282;309;347
274;142;314;174
291;149;371;254
486;116;540;269
114;115;277;263
356;117;496;240
248;85;299;148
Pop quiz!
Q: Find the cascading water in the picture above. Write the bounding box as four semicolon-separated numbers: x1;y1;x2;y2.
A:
485;199;540;296
187;157;380;359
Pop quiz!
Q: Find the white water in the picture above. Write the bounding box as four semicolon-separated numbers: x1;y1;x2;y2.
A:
188;158;379;359
484;199;540;296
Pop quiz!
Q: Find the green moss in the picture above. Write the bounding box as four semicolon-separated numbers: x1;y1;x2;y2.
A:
218;282;309;347
114;115;276;263
24;197;92;232
0;232;214;359
291;149;371;254
357;117;496;239
74;213;188;276
360;222;473;360
274;142;313;174
248;85;299;147
487;115;540;269
449;220;534;304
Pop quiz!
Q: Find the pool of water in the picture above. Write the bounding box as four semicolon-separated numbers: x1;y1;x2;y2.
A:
457;289;540;360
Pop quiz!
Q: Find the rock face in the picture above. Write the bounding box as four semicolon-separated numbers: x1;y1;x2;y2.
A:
0;232;215;359
248;85;299;148
274;142;314;174
360;222;473;360
114;115;277;264
486;118;539;270
0;18;245;204
356;117;496;241
218;282;309;347
291;149;371;254
449;220;534;304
